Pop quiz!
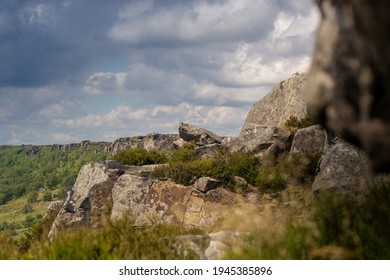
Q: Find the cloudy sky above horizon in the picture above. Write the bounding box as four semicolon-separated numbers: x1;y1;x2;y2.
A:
0;0;319;145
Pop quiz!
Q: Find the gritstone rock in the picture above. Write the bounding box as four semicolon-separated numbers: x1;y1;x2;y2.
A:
240;72;307;135
179;122;222;146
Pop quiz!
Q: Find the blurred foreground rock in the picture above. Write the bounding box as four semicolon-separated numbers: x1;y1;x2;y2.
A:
306;0;390;172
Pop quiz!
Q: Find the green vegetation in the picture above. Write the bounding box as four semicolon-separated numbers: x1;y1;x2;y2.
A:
152;144;259;192
0;216;202;260
1;141;387;260
0;144;107;232
148;143;320;194
284;115;316;132
256;166;286;193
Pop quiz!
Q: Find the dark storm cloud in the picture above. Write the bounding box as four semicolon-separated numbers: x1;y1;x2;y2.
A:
0;0;127;87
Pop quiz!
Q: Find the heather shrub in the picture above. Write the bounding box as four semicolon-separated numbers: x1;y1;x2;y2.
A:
256;166;286;193
112;148;167;166
152;145;259;191
284;116;315;132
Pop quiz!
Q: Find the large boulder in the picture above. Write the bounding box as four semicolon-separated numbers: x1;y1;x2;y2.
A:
110;175;192;226
194;177;222;193
312;142;372;199
179;122;222;146
306;0;390;172
48;161;128;238
240;72;307;136
226;124;291;158
289;125;326;156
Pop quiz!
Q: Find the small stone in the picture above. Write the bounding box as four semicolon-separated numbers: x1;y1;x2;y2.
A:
194;177;221;193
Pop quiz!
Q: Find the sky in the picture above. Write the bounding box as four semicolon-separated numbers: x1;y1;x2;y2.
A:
0;0;319;145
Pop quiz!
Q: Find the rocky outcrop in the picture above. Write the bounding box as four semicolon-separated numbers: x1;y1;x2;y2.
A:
226;124;291;158
48;161;128;238
50;143;81;152
179;122;222;146
48;141;109;153
15;134;181;156
104;133;180;155
220;72;306;159
49;160;261;238
306;0;390;172
110;175;192;226
240;72;307;136
22;145;41;157
312;141;371;199
289;125;326;156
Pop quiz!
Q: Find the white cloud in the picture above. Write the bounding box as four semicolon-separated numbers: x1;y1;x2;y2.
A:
51;102;248;138
83;72;127;95
52;104;148;129
37;100;84;119
208;43;311;87
192;82;270;106
108;0;273;45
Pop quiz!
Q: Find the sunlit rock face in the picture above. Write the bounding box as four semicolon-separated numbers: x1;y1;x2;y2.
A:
241;72;307;133
306;0;390;172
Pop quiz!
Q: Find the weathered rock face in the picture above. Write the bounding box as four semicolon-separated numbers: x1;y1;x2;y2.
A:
240;72;307;136
194;177;222;193
48;161;128;238
306;0;390;172
312;141;371;198
49;160;261;238
179;122;222;146
105;133;180;155
110;175;192;226
226;124;291;158
289;125;326;156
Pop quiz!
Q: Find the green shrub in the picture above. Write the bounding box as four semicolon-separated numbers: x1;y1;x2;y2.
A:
284;116;315;132
43;190;52;202
24;214;36;228
152;146;259;191
225;151;259;185
256;166;286;193
111;148;167;166
168;142;199;163
153;161;199;185
27;191;38;204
